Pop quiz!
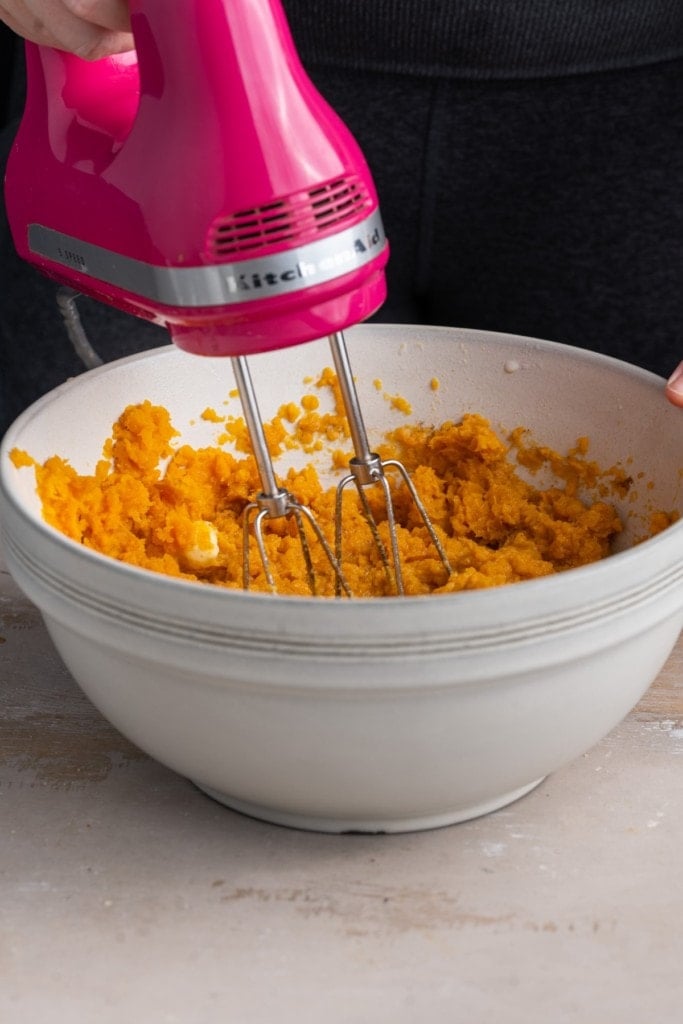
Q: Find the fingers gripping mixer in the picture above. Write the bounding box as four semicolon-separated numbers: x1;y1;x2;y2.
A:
5;0;451;595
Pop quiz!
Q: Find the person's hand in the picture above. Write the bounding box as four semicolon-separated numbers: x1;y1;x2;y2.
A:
0;0;132;60
665;362;683;408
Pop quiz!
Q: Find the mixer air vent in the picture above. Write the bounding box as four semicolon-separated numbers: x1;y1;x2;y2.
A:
207;176;372;258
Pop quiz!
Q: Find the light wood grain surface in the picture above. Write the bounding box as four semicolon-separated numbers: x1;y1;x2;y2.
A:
1;553;682;1024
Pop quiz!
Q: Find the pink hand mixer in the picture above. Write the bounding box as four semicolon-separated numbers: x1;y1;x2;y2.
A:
5;0;450;595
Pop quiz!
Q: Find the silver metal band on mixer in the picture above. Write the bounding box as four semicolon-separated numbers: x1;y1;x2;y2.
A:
28;210;386;307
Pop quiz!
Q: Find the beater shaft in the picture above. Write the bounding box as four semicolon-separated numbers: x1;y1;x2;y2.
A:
328;331;452;595
232;356;351;596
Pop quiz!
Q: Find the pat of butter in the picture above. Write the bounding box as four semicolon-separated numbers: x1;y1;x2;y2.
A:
184;521;220;568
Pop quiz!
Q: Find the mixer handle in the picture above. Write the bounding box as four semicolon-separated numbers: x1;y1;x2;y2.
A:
24;43;139;144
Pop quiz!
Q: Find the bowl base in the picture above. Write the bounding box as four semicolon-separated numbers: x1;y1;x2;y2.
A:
192;777;546;834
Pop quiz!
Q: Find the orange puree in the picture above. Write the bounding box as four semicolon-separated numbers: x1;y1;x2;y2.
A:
11;384;654;598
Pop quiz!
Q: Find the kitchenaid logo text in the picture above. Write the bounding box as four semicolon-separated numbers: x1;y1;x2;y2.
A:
29;214;386;309
224;226;383;294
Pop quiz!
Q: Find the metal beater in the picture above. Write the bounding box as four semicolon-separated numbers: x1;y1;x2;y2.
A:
328;331;452;595
231;353;352;597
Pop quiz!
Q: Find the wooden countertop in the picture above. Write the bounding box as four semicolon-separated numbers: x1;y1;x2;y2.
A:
1;551;682;1023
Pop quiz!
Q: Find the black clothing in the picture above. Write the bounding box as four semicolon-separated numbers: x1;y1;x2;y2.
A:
300;58;683;378
283;0;683;79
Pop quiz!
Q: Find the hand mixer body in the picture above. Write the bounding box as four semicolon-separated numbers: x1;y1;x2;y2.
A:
4;0;388;356
5;0;450;596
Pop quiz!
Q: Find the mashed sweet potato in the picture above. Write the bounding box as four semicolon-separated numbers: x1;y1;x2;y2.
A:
12;368;666;598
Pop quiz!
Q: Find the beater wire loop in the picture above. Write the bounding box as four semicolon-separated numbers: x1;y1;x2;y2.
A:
234;355;351;597
328;331;452;597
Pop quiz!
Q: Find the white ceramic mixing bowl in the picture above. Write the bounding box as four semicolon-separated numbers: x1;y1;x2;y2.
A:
1;325;682;832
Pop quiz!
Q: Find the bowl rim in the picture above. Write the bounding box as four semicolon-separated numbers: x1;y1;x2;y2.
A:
1;325;681;615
